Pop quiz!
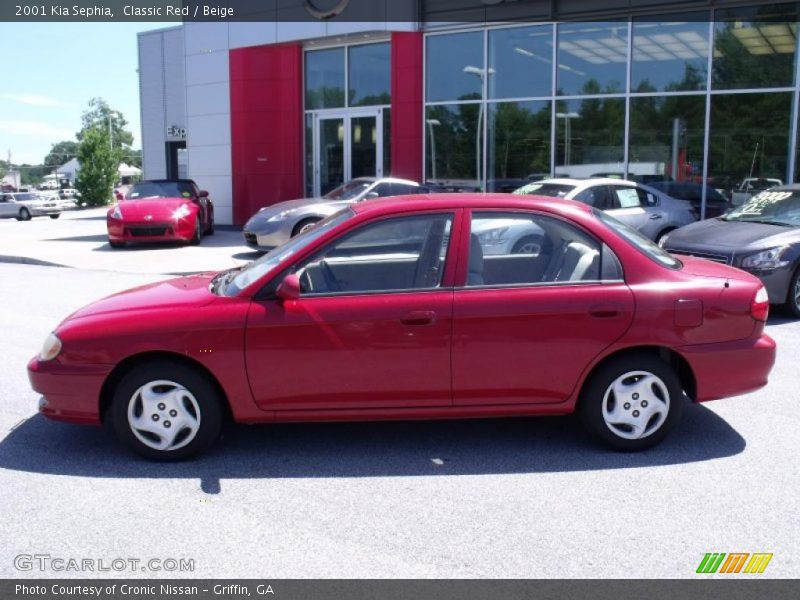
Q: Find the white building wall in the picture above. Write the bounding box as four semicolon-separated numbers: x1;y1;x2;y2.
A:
183;22;233;225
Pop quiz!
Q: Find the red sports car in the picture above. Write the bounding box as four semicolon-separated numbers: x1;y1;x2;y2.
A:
106;179;214;248
30;195;776;460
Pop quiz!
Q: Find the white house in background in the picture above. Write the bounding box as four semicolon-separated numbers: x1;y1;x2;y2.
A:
57;158;142;185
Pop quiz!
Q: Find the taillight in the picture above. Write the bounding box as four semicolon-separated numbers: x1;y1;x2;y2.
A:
751;286;770;322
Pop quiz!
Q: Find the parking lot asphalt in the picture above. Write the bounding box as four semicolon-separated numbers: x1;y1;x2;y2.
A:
0;207;260;275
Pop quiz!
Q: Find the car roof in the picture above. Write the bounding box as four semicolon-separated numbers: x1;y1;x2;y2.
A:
351;193;595;218
537;177;638;187
140;179;196;184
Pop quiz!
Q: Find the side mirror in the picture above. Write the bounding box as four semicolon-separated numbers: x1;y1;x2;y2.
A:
276;273;301;301
365;191;379;200
198;190;209;198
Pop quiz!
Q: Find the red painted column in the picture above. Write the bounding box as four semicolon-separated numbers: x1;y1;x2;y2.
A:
391;32;424;183
230;43;304;225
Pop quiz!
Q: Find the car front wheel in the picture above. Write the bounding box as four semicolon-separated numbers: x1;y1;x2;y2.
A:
292;218;321;237
190;217;202;245
578;355;683;451
110;361;224;460
786;266;800;318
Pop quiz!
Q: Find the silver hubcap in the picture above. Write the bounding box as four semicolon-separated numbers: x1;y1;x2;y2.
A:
516;241;541;254
793;275;800;309
299;222;316;234
602;371;670;440
127;380;201;451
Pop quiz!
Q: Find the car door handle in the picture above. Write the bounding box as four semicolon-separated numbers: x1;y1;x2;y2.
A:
400;311;437;326
649;214;663;220
589;304;622;318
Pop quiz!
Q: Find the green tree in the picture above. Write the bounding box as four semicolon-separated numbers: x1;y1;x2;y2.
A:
75;128;121;206
77;98;134;152
44;140;79;167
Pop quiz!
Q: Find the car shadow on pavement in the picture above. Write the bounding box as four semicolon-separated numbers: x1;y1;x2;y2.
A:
43;234;110;243
0;400;744;494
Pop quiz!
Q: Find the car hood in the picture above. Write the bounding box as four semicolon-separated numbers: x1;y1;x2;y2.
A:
677;255;756;282
665;218;799;250
63;273;217;322
115;197;194;219
248;197;352;222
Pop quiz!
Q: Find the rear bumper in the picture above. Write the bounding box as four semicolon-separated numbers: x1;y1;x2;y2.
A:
680;334;776;402
27;356;111;425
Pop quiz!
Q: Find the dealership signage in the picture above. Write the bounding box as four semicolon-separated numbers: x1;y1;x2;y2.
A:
166;125;187;139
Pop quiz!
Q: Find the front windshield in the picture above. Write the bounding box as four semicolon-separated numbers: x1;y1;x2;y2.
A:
596;210;682;270
126;181;195;200
724;190;800;226
513;182;576;198
324;179;372;200
223;209;355;296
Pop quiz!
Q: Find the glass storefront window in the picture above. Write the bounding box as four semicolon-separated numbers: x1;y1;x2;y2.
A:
557;22;628;95
426;31;484;102
632;17;710;92
708;92;792;201
487;101;551;186
713;4;799;90
629;95;706;183
554;98;625;177
425;104;482;188
348;43;391;107
305;47;345;110
488;25;553;99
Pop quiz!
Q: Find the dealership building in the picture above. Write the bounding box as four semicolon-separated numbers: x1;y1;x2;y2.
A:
137;0;800;224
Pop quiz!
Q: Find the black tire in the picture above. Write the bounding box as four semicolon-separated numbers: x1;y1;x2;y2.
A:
655;227;676;245
110;361;224;461
17;208;31;221
292;217;321;237
205;213;215;235
109;239;124;249
190;217;202;245
578;354;683;451
49;214;60;219
512;234;543;255
784;265;800;319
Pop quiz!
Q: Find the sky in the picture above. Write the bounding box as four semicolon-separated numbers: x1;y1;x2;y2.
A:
0;22;173;166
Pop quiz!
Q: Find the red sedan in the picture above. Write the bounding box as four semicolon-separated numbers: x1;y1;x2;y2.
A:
30;195;775;460
106;179;214;248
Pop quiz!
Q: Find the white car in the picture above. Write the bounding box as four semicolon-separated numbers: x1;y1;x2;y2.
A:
514;178;696;243
731;177;782;207
0;192;62;220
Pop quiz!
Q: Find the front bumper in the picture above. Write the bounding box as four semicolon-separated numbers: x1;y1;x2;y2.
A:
739;265;793;306
243;221;290;251
107;217;195;244
29;206;62;216
27;356;112;425
680;334;776;402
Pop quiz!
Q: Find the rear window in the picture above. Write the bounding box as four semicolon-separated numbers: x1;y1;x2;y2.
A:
513;182;576;198
596;210;682;270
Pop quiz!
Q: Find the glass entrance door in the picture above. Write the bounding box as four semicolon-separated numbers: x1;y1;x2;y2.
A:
314;109;383;197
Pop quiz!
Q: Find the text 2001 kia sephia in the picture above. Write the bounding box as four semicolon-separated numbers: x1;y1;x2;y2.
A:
29;195;776;460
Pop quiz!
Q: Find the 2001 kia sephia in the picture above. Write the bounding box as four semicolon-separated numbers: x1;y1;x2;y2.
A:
28;195;777;460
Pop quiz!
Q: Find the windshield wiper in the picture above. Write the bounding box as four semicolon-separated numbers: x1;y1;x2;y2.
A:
732;218;794;227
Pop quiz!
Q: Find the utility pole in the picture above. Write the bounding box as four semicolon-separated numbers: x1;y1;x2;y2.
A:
108;114;113;150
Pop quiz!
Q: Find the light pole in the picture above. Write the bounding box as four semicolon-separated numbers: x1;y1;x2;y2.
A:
556;112;579;168
426;119;440;181
463;65;495;190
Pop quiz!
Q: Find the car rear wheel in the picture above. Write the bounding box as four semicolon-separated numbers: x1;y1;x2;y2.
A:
292;218;321;237
110;361;223;461
785;266;800;318
578;355;683;451
17;208;31;221
49;214;60;219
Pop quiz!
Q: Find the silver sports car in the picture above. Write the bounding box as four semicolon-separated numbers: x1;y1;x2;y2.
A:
243;177;423;251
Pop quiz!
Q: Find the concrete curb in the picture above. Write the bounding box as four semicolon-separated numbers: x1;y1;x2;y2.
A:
0;255;71;269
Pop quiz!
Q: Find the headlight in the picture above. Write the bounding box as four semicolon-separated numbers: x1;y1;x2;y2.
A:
741;246;790;270
267;210;294;222
172;204;192;220
111;205;122;219
477;227;509;245
39;333;62;361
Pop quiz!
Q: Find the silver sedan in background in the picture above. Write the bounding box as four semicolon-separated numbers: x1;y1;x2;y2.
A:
0;192;62;221
514;178;696;243
243;177;424;251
